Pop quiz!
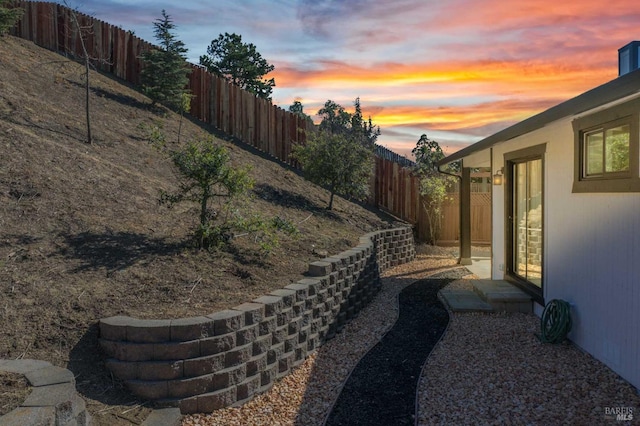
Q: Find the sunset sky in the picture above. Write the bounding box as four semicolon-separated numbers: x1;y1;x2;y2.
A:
64;0;639;158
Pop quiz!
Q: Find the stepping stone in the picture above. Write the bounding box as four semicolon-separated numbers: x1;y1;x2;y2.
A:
142;407;183;426
472;280;532;313
472;279;531;302
25;365;75;387
439;289;493;312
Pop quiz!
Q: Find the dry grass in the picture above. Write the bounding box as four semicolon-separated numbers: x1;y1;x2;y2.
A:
0;35;396;425
0;371;30;416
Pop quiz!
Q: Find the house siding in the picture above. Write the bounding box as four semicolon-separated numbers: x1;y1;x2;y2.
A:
490;114;640;390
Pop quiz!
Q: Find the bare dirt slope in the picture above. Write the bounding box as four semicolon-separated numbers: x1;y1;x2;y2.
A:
0;36;397;424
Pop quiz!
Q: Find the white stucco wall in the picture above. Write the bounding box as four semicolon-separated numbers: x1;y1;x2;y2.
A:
487;113;640;390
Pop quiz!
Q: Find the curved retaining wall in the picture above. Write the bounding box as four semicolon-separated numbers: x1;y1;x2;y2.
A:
99;227;415;413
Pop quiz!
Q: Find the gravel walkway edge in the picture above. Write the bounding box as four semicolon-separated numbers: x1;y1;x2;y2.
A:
413;287;456;424
322;268;466;426
318;273;407;426
182;251;460;426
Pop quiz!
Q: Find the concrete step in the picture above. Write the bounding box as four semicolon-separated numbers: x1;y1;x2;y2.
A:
438;289;494;313
472;279;532;313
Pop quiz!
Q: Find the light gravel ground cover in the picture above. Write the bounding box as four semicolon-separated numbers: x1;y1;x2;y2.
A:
183;248;640;425
418;279;640;426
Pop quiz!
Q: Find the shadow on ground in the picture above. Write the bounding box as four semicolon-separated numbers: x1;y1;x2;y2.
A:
253;183;343;222
67;324;150;425
57;231;186;272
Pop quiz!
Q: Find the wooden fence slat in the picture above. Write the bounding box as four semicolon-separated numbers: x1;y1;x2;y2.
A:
10;0;493;244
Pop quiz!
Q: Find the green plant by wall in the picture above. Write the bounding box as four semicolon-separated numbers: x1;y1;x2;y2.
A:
412;134;457;245
0;0;22;36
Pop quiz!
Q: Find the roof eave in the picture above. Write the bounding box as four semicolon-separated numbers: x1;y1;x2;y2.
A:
438;68;640;167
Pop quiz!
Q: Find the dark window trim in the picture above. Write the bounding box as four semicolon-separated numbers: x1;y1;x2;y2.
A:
504;143;547;162
504;143;546;305
573;97;640;193
582;119;631;178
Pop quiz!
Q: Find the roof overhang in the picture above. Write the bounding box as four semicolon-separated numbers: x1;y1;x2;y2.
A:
439;68;640;168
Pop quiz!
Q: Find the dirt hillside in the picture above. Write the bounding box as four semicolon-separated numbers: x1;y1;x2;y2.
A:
0;35;398;424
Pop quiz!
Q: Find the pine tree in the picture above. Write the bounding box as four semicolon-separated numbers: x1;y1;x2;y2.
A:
140;10;191;109
199;32;275;100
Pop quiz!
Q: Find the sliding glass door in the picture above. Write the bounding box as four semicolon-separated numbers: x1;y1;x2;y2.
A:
507;154;543;298
513;158;543;287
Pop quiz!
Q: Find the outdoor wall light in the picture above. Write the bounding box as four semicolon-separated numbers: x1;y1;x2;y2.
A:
493;167;504;185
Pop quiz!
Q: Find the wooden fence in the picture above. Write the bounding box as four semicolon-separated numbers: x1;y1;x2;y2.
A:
371;160;492;245
9;1;311;169
9;1;491;244
440;192;491;244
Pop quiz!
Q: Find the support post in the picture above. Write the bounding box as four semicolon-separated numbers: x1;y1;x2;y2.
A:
459;166;472;265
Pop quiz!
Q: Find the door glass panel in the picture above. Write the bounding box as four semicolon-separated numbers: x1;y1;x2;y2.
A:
513;159;542;287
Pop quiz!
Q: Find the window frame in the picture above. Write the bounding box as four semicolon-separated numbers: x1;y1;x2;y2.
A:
572;97;640;193
582;119;631;179
504;143;546;305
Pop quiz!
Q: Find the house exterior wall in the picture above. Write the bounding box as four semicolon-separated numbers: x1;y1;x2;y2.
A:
489;112;640;390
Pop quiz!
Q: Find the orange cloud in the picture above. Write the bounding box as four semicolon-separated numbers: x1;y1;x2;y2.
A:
273;57;613;91
273;57;614;132
364;98;554;131
272;0;640;156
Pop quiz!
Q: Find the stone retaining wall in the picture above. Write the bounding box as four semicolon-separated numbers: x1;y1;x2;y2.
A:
99;227;415;413
0;359;90;426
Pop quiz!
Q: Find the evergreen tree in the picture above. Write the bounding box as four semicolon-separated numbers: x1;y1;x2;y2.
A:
293;130;373;210
159;136;298;252
318;98;380;146
140;10;191;109
199;32;275;100
289;100;311;121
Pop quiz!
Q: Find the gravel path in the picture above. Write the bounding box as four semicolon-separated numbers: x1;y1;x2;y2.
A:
325;272;462;426
183;249;640;425
182;249;459;426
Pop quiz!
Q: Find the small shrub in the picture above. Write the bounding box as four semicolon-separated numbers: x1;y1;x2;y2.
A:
138;121;167;150
160;135;298;253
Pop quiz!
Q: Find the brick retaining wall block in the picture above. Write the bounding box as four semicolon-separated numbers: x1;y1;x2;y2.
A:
0;359;91;426
99;226;415;413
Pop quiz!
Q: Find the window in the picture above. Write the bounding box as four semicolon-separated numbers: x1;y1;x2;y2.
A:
583;121;630;178
572;97;640;192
